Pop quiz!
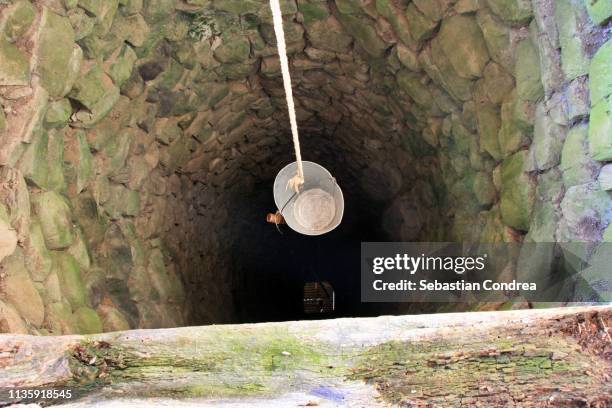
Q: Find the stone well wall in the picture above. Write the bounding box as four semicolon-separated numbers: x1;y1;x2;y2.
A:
0;0;610;334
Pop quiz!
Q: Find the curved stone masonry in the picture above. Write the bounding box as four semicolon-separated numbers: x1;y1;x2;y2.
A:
0;0;610;334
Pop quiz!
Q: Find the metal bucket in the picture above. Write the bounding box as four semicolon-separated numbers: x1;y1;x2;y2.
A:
273;161;344;235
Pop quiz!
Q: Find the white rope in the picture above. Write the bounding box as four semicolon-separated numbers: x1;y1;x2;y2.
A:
269;0;304;193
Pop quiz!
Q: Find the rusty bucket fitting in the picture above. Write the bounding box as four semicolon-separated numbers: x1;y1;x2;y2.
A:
266;212;285;224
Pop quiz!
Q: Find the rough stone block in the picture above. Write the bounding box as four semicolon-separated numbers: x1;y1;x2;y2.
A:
482;62;515;105
589;39;612;107
473;172;497;206
476;104;502;160
337;13;387;58
585;0;612;24
31;191;74;250
53;252;87;308
0;300;28;333
404;3;437;43
438;14;489;79
396;70;432;109
44;98;73;129
1;252;45;327
560;182;612;241
566;76;590;121
24;221;53;282
588;95;612;161
106;44;137;87
500;150;535;231
73;306;103;334
1;0;36;42
561;124;601;186
556;0;590;80
515;38;543;102
0;36;30;86
599;164;612;191
36;8;81;97
476;8;513;70
64;130;94;195
486;0;533;25
17;130;49;188
0;216;17;265
531;102;565;170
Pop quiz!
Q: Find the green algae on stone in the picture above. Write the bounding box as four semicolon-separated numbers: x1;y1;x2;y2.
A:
473;172;497;206
561;124;601;187
589;39;612;107
585;0;612;24
53;251;87;309
403;3;437;44
97;305;130;332
422;39;475;102
599;164;612;191
337;13;387;59
482;62;515;105
24;221;54;282
515;38;543;102
304;17;353;54
374;0;417;47
532;102;565;171
524;201;557;242
396;70;433;109
476;104;502;161
106;44;138;87
64;130;94;195
437;14;489;79
31;191;74;250
476;8;513;70
485;0;533;25
102;184;140;219
0;36;30;86
500;150;535;231
17;129;49;188
44;99;73;129
298;2;329;24
559;182;612;241
2;0;36;42
37;8;81;97
555;0;590;81
588;95;612;161
112;13;150;47
47;129;67;192
73;306;103;334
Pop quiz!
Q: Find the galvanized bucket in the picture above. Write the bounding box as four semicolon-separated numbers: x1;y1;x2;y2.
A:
273;161;344;235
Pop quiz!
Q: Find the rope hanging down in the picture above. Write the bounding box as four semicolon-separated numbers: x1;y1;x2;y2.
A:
269;0;304;193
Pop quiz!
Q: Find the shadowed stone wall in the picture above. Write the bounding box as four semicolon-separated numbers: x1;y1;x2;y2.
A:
0;0;610;334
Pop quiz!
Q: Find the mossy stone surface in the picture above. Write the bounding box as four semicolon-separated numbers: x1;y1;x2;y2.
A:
500;150;535;231
31;191;74;250
485;0;533;25
53;252;87;309
561;125;601;187
437;14;489;79
556;0;589;80
588;96;612;161
585;0;612;25
589;39;612;107
2;0;36;42
0;36;30;86
515;38;543;102
73;306;103;334
36;8;80;97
